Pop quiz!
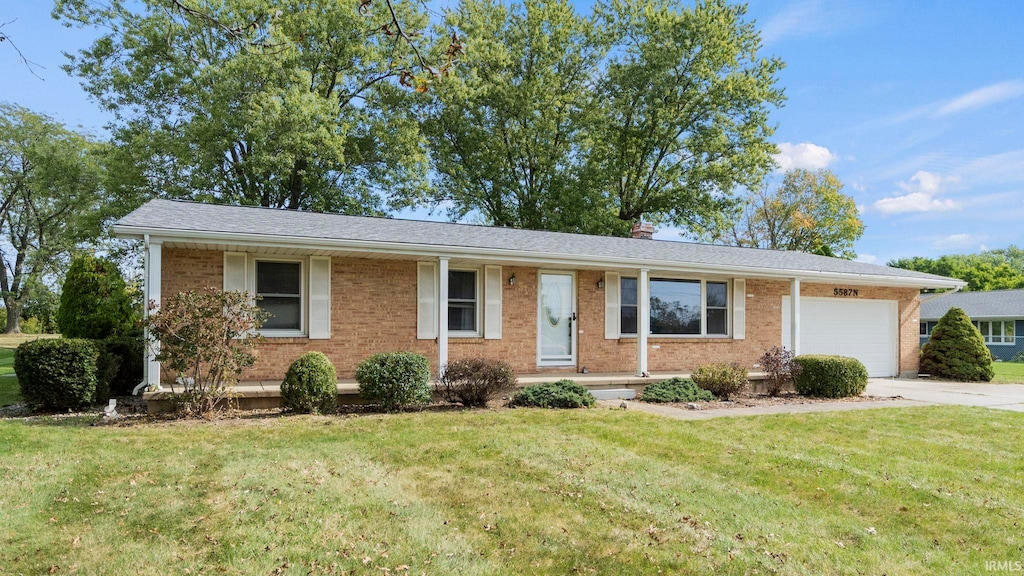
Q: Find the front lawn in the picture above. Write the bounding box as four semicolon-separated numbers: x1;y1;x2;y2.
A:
0;348;18;406
1;406;1022;574
993;361;1024;384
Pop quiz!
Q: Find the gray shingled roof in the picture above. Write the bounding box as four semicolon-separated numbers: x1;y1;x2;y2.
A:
114;199;961;287
921;289;1024;319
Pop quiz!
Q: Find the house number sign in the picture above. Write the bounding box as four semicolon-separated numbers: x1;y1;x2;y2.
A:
833;287;860;297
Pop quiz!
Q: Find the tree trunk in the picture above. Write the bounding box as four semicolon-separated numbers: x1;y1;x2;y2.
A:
4;303;20;334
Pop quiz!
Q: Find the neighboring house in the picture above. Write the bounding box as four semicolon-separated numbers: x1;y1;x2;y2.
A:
113;200;963;393
920;289;1024;361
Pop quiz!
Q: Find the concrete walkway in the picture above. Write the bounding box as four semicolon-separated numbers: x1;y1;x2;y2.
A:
599;378;1024;420
865;378;1024;412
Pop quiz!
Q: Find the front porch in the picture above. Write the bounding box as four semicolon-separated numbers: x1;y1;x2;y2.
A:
142;371;769;413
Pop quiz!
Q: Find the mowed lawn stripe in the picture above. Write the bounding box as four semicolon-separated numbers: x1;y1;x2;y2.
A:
1;406;1022;575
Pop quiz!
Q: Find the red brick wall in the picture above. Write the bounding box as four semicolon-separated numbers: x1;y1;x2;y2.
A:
160;248;920;381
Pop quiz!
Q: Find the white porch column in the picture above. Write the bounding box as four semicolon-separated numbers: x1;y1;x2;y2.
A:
143;238;162;390
437;257;449;374
637;268;650;376
790;277;801;356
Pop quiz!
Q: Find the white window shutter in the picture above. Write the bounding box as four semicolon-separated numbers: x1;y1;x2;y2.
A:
223;252;248;293
308;256;331;339
417;262;438;340
605;272;620;339
733;279;746;340
484;265;502;339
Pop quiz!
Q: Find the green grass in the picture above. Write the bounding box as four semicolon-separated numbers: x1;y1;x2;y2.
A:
993;361;1024;384
1;406;1022;575
0;348;18;406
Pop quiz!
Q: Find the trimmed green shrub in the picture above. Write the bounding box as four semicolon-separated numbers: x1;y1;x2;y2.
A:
356;352;432;411
509;379;595;409
281;352;338;414
691;363;748;399
96;332;145;398
14;339;100;411
792;355;868;398
56;254;136;340
641;377;715;403
1012;350;1024;363
438;357;517;407
920;308;994;381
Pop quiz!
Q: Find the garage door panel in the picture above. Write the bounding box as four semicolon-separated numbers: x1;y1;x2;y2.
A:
782;297;897;377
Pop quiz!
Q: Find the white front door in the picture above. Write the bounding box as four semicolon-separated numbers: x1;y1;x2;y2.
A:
538;272;576;367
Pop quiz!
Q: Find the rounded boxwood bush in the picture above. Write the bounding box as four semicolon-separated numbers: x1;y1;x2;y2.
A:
691;362;748;399
920;307;994;381
509;379;595;409
641;377;715;403
792;355;868;398
281;352;338;414
356;352;432;411
14;338;100;411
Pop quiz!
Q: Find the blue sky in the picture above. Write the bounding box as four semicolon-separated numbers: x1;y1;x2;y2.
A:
2;0;1023;265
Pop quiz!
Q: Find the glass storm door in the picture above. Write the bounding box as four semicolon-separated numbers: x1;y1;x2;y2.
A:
538;272;576;366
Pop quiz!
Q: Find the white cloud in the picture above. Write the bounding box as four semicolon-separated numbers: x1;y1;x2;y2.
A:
760;0;868;45
898;170;952;194
871;170;962;215
773;142;837;172
931;233;976;250
936;81;1024;116
872;192;959;215
855;254;878;264
761;1;822;44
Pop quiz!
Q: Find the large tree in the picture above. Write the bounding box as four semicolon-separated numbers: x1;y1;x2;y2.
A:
889;249;1024;292
0;104;107;333
586;0;785;234
706;168;864;259
416;0;614;233
413;0;784;235
55;0;442;213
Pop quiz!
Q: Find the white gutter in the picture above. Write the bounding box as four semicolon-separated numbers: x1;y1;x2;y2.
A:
920;285;963;303
111;225;966;291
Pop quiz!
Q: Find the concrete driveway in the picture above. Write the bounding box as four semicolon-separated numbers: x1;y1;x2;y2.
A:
866;378;1024;412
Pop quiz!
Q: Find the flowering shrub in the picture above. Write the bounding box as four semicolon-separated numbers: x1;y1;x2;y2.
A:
143;288;265;417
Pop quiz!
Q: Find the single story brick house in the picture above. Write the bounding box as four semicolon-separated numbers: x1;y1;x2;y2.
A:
114;200;963;391
921;289;1024;361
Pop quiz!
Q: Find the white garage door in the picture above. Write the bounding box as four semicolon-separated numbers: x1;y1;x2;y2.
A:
782;297;898;377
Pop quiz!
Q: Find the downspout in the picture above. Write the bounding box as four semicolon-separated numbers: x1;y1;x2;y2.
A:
132;234;151;396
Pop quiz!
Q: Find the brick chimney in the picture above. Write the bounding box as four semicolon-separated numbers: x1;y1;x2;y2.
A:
630;222;654;240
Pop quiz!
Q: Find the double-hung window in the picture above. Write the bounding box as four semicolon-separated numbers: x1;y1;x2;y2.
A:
620;277;638;335
974;320;1015;344
619;277;729;337
255;260;303;333
448;269;479;335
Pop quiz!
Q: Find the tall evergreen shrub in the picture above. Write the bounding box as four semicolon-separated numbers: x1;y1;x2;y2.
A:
920;307;994;381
